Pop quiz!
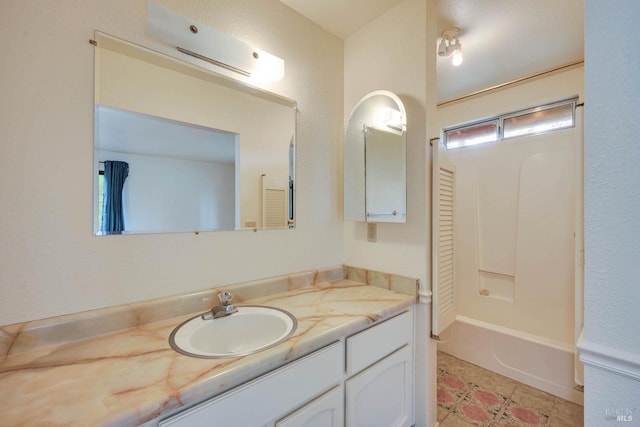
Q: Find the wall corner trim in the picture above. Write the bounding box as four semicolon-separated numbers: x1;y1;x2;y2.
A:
418;290;432;305
577;339;640;381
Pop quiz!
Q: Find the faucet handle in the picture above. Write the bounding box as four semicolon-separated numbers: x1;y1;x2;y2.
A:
218;291;233;305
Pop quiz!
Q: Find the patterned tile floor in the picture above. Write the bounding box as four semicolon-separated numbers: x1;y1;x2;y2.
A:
437;351;584;427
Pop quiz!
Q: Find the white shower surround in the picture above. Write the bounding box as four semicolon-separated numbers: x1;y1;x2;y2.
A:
440;126;580;404
449;129;577;345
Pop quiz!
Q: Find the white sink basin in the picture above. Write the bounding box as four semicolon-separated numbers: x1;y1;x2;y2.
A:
169;306;297;358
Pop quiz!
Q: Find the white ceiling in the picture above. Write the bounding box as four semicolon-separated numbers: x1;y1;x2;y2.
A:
279;0;405;39
279;0;584;102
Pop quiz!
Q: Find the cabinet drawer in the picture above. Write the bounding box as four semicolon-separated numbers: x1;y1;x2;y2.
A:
346;310;412;376
160;342;343;427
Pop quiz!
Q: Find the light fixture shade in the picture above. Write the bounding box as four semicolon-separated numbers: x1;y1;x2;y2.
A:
146;1;284;81
438;38;447;56
438;27;463;66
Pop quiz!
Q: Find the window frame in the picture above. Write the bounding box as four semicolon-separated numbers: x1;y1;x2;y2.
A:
442;119;500;150
443;97;578;150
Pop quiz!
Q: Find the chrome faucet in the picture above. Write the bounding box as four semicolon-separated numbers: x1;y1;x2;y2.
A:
201;291;238;320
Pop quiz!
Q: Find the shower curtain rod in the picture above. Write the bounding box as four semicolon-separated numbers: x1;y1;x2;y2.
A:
437;60;584;107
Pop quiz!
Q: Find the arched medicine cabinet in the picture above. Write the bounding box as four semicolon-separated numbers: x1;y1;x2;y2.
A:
344;90;407;223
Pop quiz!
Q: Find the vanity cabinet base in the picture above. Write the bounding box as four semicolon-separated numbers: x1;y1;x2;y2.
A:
159;307;415;427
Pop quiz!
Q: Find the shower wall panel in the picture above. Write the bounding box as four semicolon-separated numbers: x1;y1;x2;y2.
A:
449;130;576;345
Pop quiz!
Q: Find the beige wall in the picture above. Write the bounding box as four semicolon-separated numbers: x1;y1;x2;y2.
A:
0;0;344;325
343;1;438;426
344;0;430;292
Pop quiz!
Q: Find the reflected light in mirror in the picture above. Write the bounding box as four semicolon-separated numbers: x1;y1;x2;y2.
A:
377;107;403;132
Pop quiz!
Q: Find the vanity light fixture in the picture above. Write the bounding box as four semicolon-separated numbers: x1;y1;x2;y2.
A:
146;1;285;81
438;27;463;66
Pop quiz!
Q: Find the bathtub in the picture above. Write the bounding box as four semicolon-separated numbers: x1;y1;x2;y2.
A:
437;315;584;405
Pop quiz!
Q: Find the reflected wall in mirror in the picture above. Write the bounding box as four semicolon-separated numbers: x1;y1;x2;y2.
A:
93;32;296;235
344;90;407;223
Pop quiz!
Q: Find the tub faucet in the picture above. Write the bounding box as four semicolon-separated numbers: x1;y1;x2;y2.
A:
201;291;238;320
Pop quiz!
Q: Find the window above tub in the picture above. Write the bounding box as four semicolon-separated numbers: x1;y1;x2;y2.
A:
444;97;577;150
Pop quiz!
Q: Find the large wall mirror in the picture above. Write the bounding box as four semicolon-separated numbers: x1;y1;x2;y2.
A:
93;32;296;235
344;90;407;223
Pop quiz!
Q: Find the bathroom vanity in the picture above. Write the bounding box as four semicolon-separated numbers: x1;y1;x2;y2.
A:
0;266;417;426
160;309;413;427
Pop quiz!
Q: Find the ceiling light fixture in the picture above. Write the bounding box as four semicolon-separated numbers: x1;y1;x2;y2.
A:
438;27;463;66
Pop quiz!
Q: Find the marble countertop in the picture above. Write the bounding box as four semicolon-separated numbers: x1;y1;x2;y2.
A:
0;278;416;426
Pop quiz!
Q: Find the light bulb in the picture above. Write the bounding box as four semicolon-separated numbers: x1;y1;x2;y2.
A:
452;52;463;66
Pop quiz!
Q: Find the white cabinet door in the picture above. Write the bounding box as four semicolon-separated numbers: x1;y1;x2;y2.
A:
277;385;344;427
345;345;412;427
159;343;343;427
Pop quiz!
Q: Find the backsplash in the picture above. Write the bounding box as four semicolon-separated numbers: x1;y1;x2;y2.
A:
345;265;419;295
0;265;417;359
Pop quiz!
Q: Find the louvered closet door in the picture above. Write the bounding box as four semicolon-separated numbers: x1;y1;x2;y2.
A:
264;188;287;228
432;139;456;336
262;175;287;229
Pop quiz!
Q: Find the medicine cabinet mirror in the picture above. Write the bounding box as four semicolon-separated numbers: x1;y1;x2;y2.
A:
344;90;407;223
93;32;296;235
